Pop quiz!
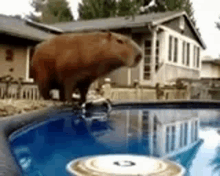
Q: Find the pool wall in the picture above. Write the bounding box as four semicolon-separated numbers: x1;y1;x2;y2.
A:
1;100;220;176
0;106;62;176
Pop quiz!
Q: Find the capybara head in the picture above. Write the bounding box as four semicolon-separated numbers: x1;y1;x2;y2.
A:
99;32;143;67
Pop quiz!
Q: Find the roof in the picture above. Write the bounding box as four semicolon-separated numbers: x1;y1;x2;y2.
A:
51;10;206;49
202;58;220;65
0;14;59;42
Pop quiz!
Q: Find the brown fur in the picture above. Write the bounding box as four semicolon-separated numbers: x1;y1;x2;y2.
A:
32;32;143;104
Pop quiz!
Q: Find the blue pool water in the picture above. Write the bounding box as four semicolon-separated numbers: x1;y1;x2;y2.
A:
10;108;220;176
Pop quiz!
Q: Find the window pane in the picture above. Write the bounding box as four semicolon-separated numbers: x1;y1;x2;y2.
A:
174;38;178;63
166;127;170;153
169;36;172;61
145;40;151;47
182;41;185;64
144;73;150;80
145;49;151;55
186;43;190;66
144;65;151;72
184;123;188;146
193;46;197;67
179;124;183;148
191;121;194;143
171;126;176;151
145;56;151;63
197;47;200;68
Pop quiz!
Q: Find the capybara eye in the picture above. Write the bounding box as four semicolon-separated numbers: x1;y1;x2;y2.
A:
117;39;124;44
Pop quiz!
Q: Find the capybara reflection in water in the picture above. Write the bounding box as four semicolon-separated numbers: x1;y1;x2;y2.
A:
32;32;143;104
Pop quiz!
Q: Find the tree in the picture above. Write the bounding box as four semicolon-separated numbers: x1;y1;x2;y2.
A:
117;0;143;18
78;0;117;20
139;0;195;23
27;0;74;24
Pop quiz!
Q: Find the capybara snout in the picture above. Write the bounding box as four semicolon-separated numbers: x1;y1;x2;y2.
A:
32;31;143;103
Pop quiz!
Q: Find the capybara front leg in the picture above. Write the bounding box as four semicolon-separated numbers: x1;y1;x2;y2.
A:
79;84;90;105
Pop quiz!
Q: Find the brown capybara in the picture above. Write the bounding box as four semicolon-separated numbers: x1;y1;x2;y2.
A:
32;32;143;104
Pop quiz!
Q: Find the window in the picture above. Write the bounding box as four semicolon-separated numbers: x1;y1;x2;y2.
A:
179;124;183;148
155;41;160;71
174;38;178;63
184;122;188;146
166;127;170;153
29;47;35;79
168;36;178;63
193;46;197;67
143;40;160;80
168;36;173;61
195;121;198;141
153;116;157;156
186;43;190;66
144;40;151;80
5;49;14;61
182;41;186;65
191;121;194;143
142;111;149;136
197;47;200;68
171;126;176;151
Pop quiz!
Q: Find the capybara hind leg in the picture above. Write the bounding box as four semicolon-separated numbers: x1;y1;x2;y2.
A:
37;81;51;100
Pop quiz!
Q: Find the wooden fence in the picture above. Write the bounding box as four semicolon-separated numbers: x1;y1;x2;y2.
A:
109;87;188;101
0;82;213;101
0;82;41;100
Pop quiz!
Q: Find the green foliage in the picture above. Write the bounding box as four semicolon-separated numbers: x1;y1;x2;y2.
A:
78;0;195;24
78;0;117;20
28;0;74;24
117;0;142;17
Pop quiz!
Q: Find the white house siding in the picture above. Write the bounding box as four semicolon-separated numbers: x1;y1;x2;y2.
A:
0;44;28;80
201;63;220;78
160;25;202;84
164;64;200;83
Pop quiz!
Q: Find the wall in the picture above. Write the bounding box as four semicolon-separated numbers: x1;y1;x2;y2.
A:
164;64;199;84
201;63;220;78
0;44;27;80
163;16;198;43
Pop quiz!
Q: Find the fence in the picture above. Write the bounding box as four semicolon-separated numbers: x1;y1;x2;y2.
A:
0;82;41;100
107;86;188;101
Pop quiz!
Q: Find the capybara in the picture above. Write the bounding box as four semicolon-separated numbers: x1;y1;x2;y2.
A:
32;32;143;104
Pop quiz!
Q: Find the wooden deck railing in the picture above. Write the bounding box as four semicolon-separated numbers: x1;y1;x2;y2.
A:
0;82;41;100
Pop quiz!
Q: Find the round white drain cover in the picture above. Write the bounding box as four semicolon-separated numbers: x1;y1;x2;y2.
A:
66;154;185;176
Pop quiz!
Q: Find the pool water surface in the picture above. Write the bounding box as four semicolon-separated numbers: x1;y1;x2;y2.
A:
9;108;220;176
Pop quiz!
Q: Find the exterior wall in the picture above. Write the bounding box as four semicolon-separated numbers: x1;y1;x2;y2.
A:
201;63;220;78
0;44;28;80
164;64;200;83
160;26;202;84
163;17;198;42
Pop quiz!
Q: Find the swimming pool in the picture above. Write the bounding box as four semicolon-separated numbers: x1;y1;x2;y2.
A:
8;105;220;176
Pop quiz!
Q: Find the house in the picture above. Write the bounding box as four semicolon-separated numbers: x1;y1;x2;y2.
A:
88;109;202;161
51;10;206;87
201;55;220;80
0;14;62;83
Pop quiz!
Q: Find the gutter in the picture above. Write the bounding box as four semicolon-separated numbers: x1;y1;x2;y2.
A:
25;19;63;34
